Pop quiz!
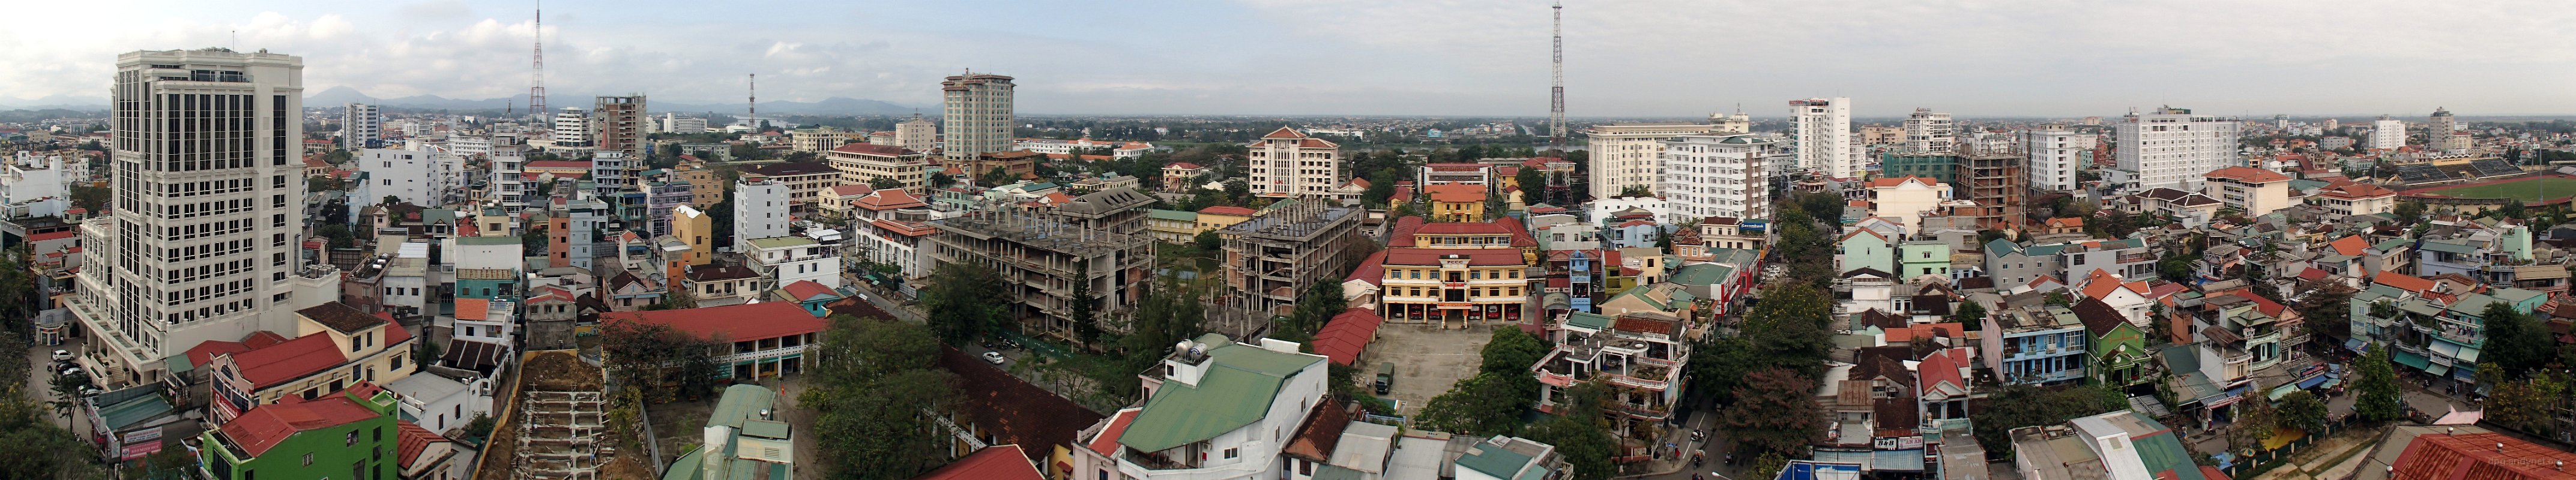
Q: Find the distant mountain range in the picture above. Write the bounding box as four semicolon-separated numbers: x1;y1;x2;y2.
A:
301;86;922;116
0;94;108;112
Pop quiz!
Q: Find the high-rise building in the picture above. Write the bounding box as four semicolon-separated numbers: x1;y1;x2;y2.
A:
940;71;1014;161
1659;133;1776;224
2020;126;2092;193
2274;114;2291;130
895;113;937;152
549;106;593;156
1790;97;1858;180
2369;115;2404;151
2429;108;2468;153
1904;107;1955;154
70;49;339;386
733;178;789;241
1247;127;1342;198
343;103;379;150
484;126;531;212
2111;106;2239;191
1585;123;1721;200
593;95;646;161
660;113;707;134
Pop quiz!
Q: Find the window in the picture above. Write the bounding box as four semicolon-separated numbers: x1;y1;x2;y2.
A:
1223;448;1239;459
304;453;315;466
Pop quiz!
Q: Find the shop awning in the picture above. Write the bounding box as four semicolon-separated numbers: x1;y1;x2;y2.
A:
2425;364;2451;377
2297;374;2330;390
2267;383;2302;401
2394;350;2432;370
2428;340;2463;362
2345;338;2368;353
2454;346;2481;364
2453;362;2478;382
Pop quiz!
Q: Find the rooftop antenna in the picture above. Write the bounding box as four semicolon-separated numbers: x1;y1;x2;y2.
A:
1547;1;1566;153
528;0;547;128
748;73;757;132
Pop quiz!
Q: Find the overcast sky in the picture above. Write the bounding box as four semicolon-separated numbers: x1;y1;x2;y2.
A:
7;0;2575;117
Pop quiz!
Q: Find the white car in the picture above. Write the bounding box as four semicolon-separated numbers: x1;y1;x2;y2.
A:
981;352;1008;365
50;349;72;362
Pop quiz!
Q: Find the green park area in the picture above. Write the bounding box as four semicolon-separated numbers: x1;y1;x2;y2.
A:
2422;176;2576;202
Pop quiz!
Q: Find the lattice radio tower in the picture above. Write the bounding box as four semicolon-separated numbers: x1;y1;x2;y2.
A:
747;74;757;132
528;0;547;128
1548;1;1566;152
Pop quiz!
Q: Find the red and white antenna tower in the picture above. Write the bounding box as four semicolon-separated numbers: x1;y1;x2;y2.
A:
1548;1;1565;152
528;0;548;128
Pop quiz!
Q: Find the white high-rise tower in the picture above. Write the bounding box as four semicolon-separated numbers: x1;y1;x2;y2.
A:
1790;97;1857;179
941;71;1016;161
343;103;379;150
1902;107;1954;154
2111;106;2240;191
73;49;337;386
2369;115;2404;151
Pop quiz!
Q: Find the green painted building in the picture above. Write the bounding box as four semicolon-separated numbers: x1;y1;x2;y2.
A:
1898;239;1950;279
1878;154;1959;183
2073;298;2156;389
200;386;400;480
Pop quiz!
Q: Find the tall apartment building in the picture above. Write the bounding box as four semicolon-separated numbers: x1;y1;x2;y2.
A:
2369;115;2404;151
1586;122;1720;200
354;145;461;210
593;95;646;160
1954;152;2026;232
940;71;1015;161
484;126;531;212
1904;107;1955;154
69;49;340;386
2430;107;2469;153
549;107;594;156
2111;106;2239;191
733;178;790;241
1659;133;1776;224
825;143;929;191
2020;127;2092;193
342;103;379;150
1247;127;1342;198
926;208;1153;342
894;114;937;152
1790;97;1858;179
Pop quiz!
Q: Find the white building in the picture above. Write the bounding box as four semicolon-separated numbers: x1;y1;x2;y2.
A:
1709;111;1752;134
354;145;461;211
1904;107;1955;154
483;127;532;212
550;107;594;156
1659;133;1776;224
1586;122;1721;200
660;113;707;134
2021;127;2092;193
733;178;791;243
2111;106;2240;191
0;152;71;206
1863;176;1951;235
66;49;345;388
1247;127;1342;198
743;236;839;290
2370;115;2405;151
591;151;632;194
941;71;1015;161
1110;335;1327;480
384;372;491;439
894;114;937;152
1790;97;1859;179
344;103;380;150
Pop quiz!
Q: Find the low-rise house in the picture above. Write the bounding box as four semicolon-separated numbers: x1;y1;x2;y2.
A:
599;302;825;380
1145;209;1201;243
198;303;417;425
743;236;839;291
2007;411;2215;480
663;384;797;480
1536;312;1689;437
1108;334;1328;480
1981;305;2087;386
198;385;402;480
2073;298;2156;390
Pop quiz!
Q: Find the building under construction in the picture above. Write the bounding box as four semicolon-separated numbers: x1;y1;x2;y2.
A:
1222;201;1368;330
1954;151;2026;232
928;205;1153;342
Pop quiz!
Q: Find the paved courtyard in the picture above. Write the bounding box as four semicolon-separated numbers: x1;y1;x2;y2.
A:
1367;323;1500;417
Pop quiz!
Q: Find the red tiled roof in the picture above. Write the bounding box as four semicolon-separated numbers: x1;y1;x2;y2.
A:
1299;138;1338;149
455;298;490;321
829;143;908;156
231;334;350;388
1381;247;1522;266
782;280;836;301
393;419;443;468
869;218;938;237
853;189;928;211
1411;221;1515;236
2045;217;2084;229
1387;215;1426;245
1345;251;1389;284
934;347;1104;466
2320;182;2397;199
2375;271;2437;294
523;160;591;170
1260;127;1308;139
218;392;385;457
1198;206;1256;217
1612;316;1679;336
1423;184;1486;203
2204;166;2290;183
1087;409;1141;457
600;302;824;341
914;445;1043;480
27;230;75;242
1312;308;1385;366
1916;347;1972;397
2389;431;2576;480
184;331;293;368
1865;176;1938;188
2327;235;2370;256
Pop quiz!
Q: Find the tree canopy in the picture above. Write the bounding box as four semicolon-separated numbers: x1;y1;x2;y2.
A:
1718;367;1824;457
2354;343;2404;422
801;316;961;479
923;260;1008;345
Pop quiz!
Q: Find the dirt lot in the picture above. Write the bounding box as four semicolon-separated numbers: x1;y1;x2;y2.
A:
1368;323;1500;416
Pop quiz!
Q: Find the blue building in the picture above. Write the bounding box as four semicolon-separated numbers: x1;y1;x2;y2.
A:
1980;305;2089;386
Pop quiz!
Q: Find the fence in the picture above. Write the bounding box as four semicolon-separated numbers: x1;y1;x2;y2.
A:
2221;416;2360;479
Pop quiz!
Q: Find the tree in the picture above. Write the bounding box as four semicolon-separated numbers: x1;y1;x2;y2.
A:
597;320;724;404
2230;389;2280;452
1970;385;2126;459
1523;380;1617;480
980;166;1015;187
66;184;107;212
1718;367;1824;457
923;260;1008;345
2481;301;2551;378
1070;271;1102;344
1515;166;1545;199
2277;389;2327;433
2393;201;2425;224
1416;372;1540;436
1480;328;1548;375
2484;373;2565;437
2294;278;2356;345
1950;301;1989;331
2354;343;2404;422
1276;280;1348;342
1193;229;1223;252
1224;179;1250;202
869;176;903;191
2158;250;2197;282
801;316;962;479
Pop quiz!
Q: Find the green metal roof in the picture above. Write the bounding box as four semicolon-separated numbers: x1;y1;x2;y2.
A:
741;419;791;439
2418;240;2477;254
1146;209;1198;221
1667;263;1731;286
2125;412;2208;480
707;384;777;430
2371;239;2411;253
662;445;707;480
1311;464;1366;480
94;390;174;431
1455;440;1537;479
744;236;816;249
2287;179;2330;191
2023;243;2070;257
1565;311;1612;331
1116;335;1324;452
1983;238;2019;257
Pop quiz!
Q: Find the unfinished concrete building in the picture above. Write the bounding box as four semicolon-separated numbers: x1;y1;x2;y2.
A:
928;207;1154;343
1051;187;1156;236
1955;151;2026;232
1222;202;1368;323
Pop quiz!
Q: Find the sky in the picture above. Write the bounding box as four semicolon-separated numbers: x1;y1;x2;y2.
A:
6;0;2576;118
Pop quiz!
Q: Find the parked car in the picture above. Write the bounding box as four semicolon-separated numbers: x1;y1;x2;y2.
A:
1374;362;1395;395
982;352;1008;365
50;349;72;362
